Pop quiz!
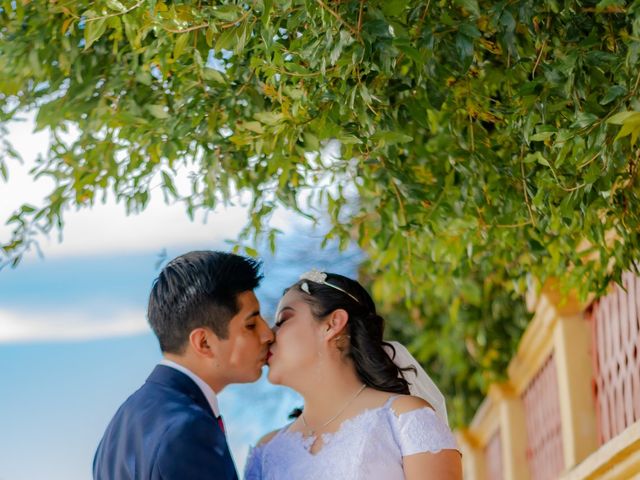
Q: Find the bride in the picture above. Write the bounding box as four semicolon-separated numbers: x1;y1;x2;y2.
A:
245;271;462;479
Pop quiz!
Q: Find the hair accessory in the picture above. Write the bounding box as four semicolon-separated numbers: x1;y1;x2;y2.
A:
299;269;361;305
300;269;328;284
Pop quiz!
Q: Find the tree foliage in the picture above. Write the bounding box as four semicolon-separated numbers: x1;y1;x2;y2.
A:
2;0;640;424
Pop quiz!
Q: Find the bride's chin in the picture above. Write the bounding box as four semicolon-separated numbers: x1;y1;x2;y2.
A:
266;367;282;385
267;366;278;385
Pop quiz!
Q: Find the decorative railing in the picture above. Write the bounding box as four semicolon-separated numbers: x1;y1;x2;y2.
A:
589;271;640;445
484;429;503;480
522;355;564;480
457;273;640;480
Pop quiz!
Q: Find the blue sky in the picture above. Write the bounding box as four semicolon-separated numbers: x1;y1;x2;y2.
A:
0;239;362;480
0;115;361;479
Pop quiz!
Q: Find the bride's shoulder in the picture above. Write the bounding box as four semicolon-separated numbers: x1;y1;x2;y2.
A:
388;394;434;416
256;429;281;447
246;429;284;480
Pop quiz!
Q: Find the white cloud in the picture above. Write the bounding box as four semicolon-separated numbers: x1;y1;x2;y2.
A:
32;199;248;258
1;113;296;260
0;307;150;343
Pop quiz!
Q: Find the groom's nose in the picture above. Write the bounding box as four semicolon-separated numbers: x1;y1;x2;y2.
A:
258;316;275;344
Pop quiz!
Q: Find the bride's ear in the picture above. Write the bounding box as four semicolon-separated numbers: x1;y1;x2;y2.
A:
324;309;349;342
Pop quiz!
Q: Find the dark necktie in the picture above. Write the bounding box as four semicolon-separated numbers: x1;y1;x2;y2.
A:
217;415;225;434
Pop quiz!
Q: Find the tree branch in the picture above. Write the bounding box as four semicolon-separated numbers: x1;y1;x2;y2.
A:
85;0;145;23
316;0;361;42
520;147;536;227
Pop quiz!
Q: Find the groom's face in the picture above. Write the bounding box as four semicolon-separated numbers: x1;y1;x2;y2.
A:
214;291;274;383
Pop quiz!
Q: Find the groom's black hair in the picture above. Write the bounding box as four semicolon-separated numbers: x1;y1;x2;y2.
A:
147;250;263;353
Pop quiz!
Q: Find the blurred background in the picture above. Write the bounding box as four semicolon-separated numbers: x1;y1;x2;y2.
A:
0;115;361;479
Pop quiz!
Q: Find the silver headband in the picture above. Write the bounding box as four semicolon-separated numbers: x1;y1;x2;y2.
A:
299;269;361;305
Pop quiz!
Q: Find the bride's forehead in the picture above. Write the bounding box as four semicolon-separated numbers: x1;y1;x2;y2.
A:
276;291;307;312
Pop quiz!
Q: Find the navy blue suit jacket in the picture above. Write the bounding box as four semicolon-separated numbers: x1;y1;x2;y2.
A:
93;365;238;480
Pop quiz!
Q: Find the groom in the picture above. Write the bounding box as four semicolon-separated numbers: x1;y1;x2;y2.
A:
93;251;274;480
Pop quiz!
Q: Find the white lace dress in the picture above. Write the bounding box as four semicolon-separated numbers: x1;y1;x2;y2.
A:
244;396;459;480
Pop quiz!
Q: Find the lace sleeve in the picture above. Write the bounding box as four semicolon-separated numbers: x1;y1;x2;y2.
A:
390;407;459;457
243;445;264;480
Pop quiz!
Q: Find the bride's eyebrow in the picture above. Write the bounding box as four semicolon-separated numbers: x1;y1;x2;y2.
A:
276;306;295;317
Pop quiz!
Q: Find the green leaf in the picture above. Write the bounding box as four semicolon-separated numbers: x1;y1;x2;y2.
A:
338;135;363;145
600;85;627;105
372;131;413;145
106;0;127;12
211;21;248;56
215;28;237;53
460;281;482;305
147;105;170;119
261;0;272;25
595;0;625;12
304;132;320;150
254;111;284;125
572;112;598;129
161;171;178;198
455;33;474;63
455;0;480;16
614;119;640;144
381;0;410;18
212;5;243;22
530;132;554;142
84;17;107;50
203;68;226;84
135;71;152;86
459;23;481;39
244;121;265;134
173;33;190;59
607;111;640;125
395;43;424;66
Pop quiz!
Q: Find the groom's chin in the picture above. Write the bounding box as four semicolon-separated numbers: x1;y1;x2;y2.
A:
224;369;259;385
242;364;267;383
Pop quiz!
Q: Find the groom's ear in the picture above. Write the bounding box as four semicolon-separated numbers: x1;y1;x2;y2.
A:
324;309;349;342
188;328;219;359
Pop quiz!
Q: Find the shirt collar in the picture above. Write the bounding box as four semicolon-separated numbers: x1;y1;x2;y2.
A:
158;358;220;417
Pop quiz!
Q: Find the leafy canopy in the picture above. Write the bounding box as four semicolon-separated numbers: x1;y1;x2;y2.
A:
2;0;640;424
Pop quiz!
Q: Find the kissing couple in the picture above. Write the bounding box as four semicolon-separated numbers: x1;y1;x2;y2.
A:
93;250;462;479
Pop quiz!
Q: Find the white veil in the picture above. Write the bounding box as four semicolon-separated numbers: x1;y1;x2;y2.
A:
383;341;449;427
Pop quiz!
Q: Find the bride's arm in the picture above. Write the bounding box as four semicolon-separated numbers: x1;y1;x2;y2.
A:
391;396;463;480
403;450;462;480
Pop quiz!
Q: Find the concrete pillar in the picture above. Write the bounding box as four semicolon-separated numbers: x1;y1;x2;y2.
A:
493;384;531;480
553;313;599;469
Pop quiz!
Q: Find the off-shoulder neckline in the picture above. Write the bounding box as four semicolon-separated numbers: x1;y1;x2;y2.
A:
266;396;437;457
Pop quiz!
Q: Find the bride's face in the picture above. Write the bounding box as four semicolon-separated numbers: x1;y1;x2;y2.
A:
267;289;325;387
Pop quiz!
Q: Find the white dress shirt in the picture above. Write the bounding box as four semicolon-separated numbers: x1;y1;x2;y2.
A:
158;358;221;417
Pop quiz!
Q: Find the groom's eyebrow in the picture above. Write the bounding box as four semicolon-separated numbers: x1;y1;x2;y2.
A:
244;310;261;320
